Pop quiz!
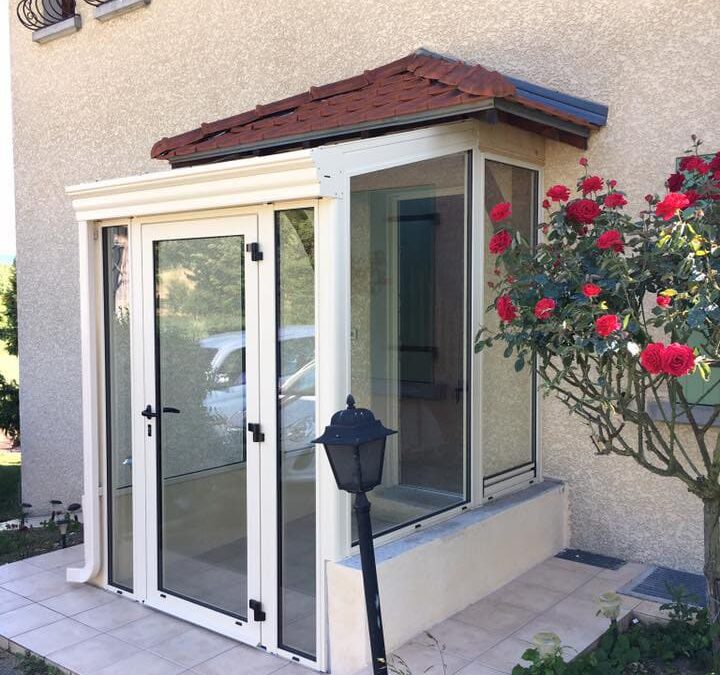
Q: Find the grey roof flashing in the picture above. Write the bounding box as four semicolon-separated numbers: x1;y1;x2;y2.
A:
94;0;151;22
32;15;81;44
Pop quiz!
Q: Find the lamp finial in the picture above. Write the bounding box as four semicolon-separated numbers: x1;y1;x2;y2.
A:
346;394;356;409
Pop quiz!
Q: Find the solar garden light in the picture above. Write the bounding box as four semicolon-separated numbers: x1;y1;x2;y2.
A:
313;395;397;675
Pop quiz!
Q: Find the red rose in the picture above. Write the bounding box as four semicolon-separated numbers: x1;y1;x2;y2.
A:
608;179;617;188
656;192;690;220
534;298;556;320
581;175;603;195
603;193;627;209
640;343;665;374
489;229;512;254
490;202;512;223
496;295;517;322
547;184;571;202
679;156;709;174
662;343;696;377
596;229;624;253
566;198;601;224
582;283;602;298
656;295;672;308
685;189;700;207
579;157;589;167
542;198;551;210
595;314;621;338
709;152;720;172
645;194;654;204
667;172;685;192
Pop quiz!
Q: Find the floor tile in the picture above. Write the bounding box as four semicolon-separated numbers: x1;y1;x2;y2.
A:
0;561;42;584
12;617;98;656
97;650;187;675
456;661;509;675
543;557;602;577
150;626;236;669
27;546;85;571
2;569;72;602
40;585;117;616
274;663;315;675
486;579;567;613
571;576;641;610
596;562;648;584
454;600;536;637
0;604;63;638
515;561;596;594
47;634;141;675
193;644;287;675
414;619;501;660
0;588;32;614
474;637;534;672
74;597;151;631
391;641;470;675
109;612;193;649
633;600;672;622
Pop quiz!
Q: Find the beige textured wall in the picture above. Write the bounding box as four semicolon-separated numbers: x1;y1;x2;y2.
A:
10;0;720;567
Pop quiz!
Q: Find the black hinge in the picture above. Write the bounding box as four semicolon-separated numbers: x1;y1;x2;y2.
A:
246;242;263;261
249;599;266;622
248;423;265;443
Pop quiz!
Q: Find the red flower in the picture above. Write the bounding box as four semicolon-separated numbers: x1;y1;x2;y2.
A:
640;343;665;374
667;172;685;192
490;202;512;223
709;152;720;172
581;175;603;195
656;295;672;308
595;314;621;338
679;156;709;174
534;298;556;320
656;192;690;220
596;229;624;253
579;157;589;167
542;198;551;210
603;193;627;209
608;179;617;188
582;283;602;298
489;229;512;254
566;199;601;224
685;189;700;207
645;194;654;203
546;184;571;202
662;343;696;377
496;295;517;322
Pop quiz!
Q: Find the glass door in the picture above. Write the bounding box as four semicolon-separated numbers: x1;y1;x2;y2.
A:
141;214;262;643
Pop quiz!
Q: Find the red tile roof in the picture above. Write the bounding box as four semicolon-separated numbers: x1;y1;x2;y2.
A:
152;51;603;164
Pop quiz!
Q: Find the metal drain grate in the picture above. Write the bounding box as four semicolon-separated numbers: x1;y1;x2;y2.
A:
621;566;707;607
555;548;625;570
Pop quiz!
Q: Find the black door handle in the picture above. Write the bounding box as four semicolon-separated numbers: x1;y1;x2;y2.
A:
141;405;157;419
162;407;181;414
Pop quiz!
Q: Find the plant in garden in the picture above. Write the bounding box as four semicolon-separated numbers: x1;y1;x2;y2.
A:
476;137;720;652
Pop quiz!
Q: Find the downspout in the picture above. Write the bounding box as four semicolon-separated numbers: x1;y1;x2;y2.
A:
66;219;102;583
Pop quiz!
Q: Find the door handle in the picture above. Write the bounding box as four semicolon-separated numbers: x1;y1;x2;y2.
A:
162;407;181;414
141;405;157;419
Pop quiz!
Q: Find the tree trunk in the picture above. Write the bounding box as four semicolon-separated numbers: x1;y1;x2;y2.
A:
703;498;720;656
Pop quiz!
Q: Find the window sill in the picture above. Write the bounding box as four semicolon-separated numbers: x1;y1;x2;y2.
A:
647;400;720;427
94;0;151;21
32;15;81;44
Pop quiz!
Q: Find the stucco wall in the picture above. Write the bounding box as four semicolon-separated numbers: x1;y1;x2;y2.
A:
9;0;720;569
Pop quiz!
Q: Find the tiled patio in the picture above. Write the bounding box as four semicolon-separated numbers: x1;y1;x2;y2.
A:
0;545;663;675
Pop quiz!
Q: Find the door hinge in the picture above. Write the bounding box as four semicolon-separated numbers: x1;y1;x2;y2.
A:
248;423;265;443
246;242;263;261
249;599;266;622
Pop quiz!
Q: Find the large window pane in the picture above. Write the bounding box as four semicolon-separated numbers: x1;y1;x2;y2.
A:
482;160;537;481
102;227;133;591
276;209;317;658
350;153;470;538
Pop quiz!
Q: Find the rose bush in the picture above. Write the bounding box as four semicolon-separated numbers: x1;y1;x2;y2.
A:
476;138;720;642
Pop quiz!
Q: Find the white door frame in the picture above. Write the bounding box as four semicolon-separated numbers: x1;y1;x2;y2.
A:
139;212;264;644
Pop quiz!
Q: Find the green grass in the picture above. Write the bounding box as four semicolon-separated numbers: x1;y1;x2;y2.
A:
0;263;17;383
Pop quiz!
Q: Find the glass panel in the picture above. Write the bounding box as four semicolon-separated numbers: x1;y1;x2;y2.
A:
350;153;469;538
102;227;133;591
155;235;248;618
276;209;316;658
482;160;537;478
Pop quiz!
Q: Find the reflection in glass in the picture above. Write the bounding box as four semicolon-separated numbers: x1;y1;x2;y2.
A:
276;209;316;658
482;160;537;480
103;227;133;591
155;235;248;618
350;153;470;538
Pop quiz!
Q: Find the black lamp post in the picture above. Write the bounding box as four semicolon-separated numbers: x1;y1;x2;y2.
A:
313;395;397;675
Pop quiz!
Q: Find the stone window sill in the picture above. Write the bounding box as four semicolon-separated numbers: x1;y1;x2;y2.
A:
32;16;81;44
94;0;151;21
647;400;720;427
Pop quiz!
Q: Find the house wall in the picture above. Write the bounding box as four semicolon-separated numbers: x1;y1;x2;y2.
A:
9;0;720;572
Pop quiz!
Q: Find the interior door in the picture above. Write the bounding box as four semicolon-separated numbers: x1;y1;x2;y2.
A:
141;214;262;644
